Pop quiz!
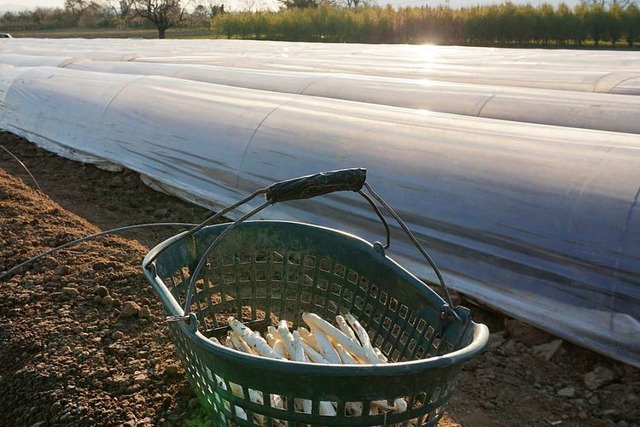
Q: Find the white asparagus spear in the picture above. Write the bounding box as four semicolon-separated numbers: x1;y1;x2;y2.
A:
225;331;234;347
270;393;284;410
230;333;255;355
394;398;408;413
303;313;369;362
229;382;244;397
335;343;358;364
226;331;239;350
216;377;249;421
245;334;284;359
332;342;363;417
292;331;306;362
344;313;408;413
370;398;408;412
216;376;227;390
344;313;380;363
311;327;342;364
297;327;320;352
265;332;278;348
229;318;285;359
287;331;312;415
346;402;363;416
371;400;395;411
221;365;268;424
333;344;358;411
250;390;265;405
228;317;252;336
231;383;268;425
277;320;297;359
374;347;388;363
319;400;338;416
246;389;267;425
336;315;357;341
301;341;329;364
218;376;262;406
259;359;285;415
294;398;313;415
276;321;296;354
333;343;391;415
234;406;248;420
267;325;278;338
273;340;287;359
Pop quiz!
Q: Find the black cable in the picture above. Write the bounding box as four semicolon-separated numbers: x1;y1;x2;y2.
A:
0;144;43;192
144;189;266;266
0;222;198;282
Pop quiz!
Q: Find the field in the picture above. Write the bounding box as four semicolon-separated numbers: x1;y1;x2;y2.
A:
1;35;639;426
1;134;639;426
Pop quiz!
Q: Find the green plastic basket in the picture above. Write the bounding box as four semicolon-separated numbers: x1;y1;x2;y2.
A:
143;169;488;427
143;218;488;427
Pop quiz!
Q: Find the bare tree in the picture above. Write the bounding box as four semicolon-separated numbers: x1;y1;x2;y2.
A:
65;0;100;16
65;0;102;26
279;0;318;8
184;1;218;27
581;0;637;8
102;0;135;27
204;0;225;17
612;0;637;8
191;0;224;18
242;0;274;11
132;0;186;39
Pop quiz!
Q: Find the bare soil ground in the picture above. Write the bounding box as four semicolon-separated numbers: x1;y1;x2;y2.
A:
1;133;638;427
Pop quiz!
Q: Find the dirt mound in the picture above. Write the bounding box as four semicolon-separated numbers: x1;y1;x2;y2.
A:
1;134;638;427
0;168;207;426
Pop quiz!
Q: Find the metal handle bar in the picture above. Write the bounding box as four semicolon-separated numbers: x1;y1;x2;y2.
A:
265;168;366;203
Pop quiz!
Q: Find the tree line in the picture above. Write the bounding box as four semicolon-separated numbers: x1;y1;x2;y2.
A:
212;2;640;46
1;0;639;46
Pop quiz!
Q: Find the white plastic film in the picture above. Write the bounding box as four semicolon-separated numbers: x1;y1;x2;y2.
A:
0;65;638;367
67;60;640;134
1;39;640;93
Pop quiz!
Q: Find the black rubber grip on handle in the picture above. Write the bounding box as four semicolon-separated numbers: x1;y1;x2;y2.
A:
265;168;367;203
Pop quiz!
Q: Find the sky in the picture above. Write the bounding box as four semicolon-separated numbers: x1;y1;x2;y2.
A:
0;0;581;13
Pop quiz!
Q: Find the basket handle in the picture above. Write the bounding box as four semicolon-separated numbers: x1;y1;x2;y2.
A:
153;168;460;324
265;168;366;203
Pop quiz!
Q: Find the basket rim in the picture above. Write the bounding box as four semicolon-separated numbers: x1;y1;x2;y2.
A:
143;220;489;375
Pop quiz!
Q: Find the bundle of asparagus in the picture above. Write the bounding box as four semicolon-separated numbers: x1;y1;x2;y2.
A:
215;312;408;421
